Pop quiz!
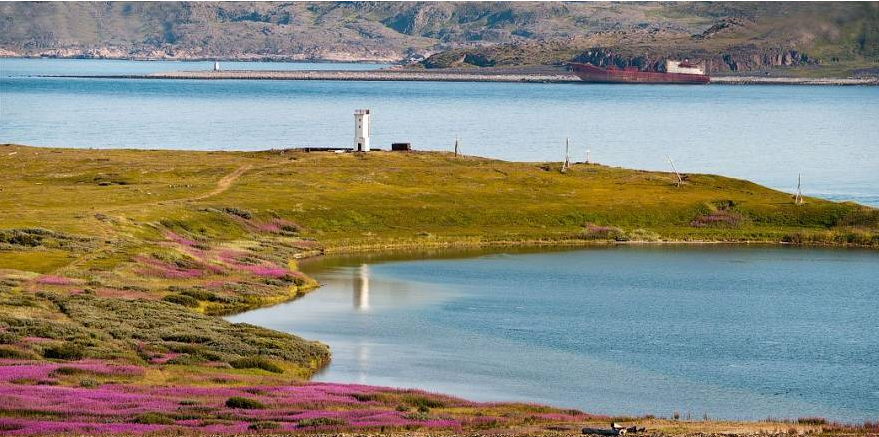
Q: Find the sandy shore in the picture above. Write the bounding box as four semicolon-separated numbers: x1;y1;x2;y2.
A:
46;68;879;85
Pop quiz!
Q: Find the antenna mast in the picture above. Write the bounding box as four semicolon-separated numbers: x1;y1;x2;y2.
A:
667;155;683;187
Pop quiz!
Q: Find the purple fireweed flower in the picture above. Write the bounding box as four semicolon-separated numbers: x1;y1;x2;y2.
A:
690;210;742;227
585;224;619;234
0;384;179;417
19;337;52;344
0;363;56;382
94;287;150;299
0;379;500;435
0;418;170;436
134;255;225;279
216;249;296;278
203;280;229;289
58;360;144;376
149;385;244;399
256;222;281;233
149;352;181;364
241;265;290;278
165;231;197;247
34;275;75;285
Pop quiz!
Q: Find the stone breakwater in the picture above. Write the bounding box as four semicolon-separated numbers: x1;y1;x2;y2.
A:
112;69;578;83
46;69;879;85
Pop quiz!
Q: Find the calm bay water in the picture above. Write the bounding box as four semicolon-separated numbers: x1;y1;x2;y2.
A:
228;246;879;422
1;58;878;206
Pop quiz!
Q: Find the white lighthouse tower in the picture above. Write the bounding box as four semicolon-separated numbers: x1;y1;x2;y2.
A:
354;109;371;152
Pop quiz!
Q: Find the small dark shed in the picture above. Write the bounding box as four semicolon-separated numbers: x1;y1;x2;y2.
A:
391;143;412;151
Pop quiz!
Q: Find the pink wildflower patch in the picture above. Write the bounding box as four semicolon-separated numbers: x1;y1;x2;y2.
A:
581;223;624;240
0;371;579;435
165;231;198;247
691;209;744;228
0;418;169;436
249;217;301;234
203;280;230;289
217;249;293;278
256;222;281;233
19;336;52;344
149;352;181;365
34;275;75;286
241;265;290;278
134;256;223;279
0;363;57;383
58;360;144;377
94;287;151;300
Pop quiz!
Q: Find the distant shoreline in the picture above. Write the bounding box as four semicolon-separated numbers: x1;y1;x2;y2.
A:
39;69;879;85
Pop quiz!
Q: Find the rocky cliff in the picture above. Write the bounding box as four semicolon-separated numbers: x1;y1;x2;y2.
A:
569;46;816;74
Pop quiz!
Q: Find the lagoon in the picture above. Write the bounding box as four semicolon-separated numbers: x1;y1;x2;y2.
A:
227;246;879;423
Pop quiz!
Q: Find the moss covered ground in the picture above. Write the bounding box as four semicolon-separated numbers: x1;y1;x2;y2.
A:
0;143;877;435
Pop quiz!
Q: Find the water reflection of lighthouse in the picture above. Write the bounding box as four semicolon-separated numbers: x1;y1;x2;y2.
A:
353;264;370;310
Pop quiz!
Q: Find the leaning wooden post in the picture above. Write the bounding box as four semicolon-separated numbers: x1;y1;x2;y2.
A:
795;173;804;205
667;155;683;187
562;138;571;173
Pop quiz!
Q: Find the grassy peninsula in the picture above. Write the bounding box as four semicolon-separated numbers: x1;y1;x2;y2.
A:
0;143;877;436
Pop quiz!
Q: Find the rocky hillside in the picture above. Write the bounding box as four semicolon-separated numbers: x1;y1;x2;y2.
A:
416;3;879;75
1;2;877;75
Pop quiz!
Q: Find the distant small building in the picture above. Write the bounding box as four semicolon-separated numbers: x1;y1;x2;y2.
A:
354;109;370;152
665;59;704;75
391;142;411;151
213;61;220;72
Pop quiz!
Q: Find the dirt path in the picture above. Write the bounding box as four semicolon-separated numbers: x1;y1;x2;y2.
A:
57;164;255;274
190;164;253;201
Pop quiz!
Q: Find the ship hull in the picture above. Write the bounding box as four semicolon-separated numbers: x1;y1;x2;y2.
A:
569;63;710;84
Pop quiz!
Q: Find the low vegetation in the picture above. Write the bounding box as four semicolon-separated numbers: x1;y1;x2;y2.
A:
0;143;876;435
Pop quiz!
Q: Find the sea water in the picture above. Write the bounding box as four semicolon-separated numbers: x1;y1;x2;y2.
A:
1;58;877;206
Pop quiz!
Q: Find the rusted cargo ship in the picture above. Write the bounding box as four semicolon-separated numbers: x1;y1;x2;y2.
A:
569;60;710;84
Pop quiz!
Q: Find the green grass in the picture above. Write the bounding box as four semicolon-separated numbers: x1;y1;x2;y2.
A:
1;143;876;253
225;396;266;410
0;250;73;274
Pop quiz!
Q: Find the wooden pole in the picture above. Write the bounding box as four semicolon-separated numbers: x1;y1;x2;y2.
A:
795;173;803;205
562;138;571;173
667;155;683;187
